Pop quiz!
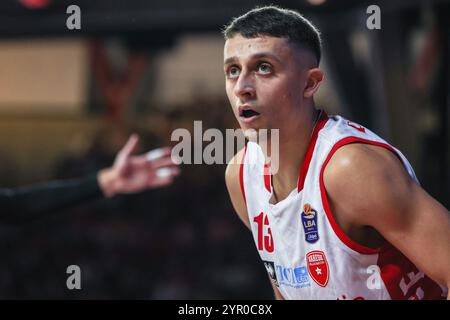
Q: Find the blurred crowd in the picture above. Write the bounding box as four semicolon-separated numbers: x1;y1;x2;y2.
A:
0;99;272;299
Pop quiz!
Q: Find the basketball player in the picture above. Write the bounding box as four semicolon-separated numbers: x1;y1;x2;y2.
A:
223;6;450;299
0;134;179;224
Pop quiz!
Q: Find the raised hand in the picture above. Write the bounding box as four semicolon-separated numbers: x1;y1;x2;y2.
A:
98;134;180;197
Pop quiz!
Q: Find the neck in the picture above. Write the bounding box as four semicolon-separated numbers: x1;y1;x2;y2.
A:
261;107;320;201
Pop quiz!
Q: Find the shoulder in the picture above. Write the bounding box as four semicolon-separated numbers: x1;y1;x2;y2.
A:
323;142;414;227
324;142;407;181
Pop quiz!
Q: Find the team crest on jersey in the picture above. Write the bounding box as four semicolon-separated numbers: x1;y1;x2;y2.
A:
301;204;319;243
262;260;279;287
306;250;329;287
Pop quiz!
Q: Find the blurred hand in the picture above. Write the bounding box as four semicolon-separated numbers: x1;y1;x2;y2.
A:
98;134;180;197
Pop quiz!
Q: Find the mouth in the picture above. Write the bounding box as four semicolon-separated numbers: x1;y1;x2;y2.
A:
239;105;261;123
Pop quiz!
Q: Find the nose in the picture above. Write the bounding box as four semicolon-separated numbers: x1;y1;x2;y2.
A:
233;71;255;100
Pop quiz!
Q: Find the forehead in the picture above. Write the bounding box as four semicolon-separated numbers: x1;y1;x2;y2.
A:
224;35;295;63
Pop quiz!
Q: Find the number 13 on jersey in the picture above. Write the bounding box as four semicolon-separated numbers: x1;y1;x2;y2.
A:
253;212;274;252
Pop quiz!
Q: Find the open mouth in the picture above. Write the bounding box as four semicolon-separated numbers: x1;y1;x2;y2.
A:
241;109;260;118
239;105;261;119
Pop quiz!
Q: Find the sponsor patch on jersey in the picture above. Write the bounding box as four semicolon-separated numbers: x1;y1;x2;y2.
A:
306;250;329;287
262;260;311;289
276;265;311;289
262;260;279;287
301;203;319;243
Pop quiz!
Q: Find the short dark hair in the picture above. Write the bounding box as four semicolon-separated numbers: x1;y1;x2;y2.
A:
223;6;322;65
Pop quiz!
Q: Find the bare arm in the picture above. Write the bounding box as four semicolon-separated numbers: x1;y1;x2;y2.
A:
225;148;250;228
324;143;450;299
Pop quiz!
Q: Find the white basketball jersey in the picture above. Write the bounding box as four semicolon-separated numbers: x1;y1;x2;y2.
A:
240;110;447;300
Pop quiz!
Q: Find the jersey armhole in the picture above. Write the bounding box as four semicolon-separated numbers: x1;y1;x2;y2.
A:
319;137;404;255
239;145;248;205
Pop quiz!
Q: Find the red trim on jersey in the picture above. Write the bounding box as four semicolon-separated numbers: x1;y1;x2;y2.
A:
263;163;271;193
298;110;329;192
319;136;403;255
239;145;247;205
377;242;446;299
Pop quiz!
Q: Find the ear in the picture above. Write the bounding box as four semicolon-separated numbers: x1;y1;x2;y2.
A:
303;68;324;98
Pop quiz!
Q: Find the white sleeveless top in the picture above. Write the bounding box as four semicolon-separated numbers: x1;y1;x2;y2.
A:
240;111;447;300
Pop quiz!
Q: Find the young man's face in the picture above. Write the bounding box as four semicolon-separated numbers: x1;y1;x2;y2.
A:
224;34;308;135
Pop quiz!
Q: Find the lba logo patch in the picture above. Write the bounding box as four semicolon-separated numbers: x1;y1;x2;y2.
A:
306;250;329;287
301;204;319;243
262;260;279;287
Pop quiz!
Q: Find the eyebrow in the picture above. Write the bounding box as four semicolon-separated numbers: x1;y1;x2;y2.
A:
224;52;283;66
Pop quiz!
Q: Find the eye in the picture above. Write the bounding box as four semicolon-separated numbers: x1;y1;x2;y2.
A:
258;63;272;75
226;66;240;79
